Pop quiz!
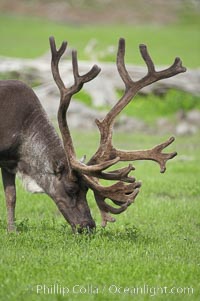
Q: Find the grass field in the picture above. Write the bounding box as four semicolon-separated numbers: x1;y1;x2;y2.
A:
0;14;199;68
0;131;200;301
0;11;200;301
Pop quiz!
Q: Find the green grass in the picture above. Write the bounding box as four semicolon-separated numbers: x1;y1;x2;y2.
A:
122;89;200;124
0;131;200;301
0;14;199;68
0;10;200;301
90;89;200;125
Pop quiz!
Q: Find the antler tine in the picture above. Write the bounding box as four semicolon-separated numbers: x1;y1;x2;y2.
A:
83;174;141;199
94;188;140;227
98;164;136;183
139;44;155;74
72;50;79;83
81;174;141;227
80;164;136;183
139;44;186;84
117;38;133;89
71;50;101;93
49;36;67;92
115;136;178;173
71;156;120;175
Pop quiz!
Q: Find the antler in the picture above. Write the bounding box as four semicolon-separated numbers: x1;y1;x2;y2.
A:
88;38;186;171
49;36;101;171
50;36;186;227
86;39;186;225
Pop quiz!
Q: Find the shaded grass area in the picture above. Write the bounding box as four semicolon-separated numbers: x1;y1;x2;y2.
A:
0;14;199;68
0;132;200;301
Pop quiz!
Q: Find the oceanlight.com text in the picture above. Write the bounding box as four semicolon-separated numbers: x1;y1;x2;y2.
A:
27;283;194;297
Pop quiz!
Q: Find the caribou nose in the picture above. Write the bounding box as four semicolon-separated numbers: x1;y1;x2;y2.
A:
74;220;96;234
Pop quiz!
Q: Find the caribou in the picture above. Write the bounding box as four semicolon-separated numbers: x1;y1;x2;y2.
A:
0;37;186;232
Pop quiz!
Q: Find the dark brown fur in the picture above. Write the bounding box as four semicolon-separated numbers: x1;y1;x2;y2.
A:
0;80;95;232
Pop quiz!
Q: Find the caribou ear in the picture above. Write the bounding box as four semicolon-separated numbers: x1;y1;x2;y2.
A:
53;160;65;180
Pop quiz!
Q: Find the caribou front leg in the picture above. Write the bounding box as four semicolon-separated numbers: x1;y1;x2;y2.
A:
1;168;16;232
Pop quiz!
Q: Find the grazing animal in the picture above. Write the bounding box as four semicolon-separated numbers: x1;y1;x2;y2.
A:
0;37;186;232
